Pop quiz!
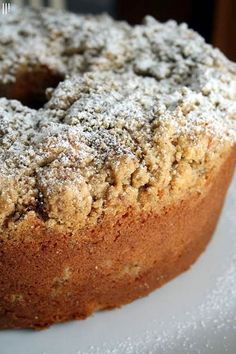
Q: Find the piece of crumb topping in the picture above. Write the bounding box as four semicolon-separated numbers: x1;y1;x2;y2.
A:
0;8;235;233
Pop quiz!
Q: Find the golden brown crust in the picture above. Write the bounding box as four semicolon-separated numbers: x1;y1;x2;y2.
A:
0;7;236;330
0;148;235;329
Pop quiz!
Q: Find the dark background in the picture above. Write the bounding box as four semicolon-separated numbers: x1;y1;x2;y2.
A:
13;0;236;61
117;0;215;43
117;0;236;61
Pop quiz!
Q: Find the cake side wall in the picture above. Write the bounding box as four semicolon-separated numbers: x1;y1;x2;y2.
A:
0;148;235;329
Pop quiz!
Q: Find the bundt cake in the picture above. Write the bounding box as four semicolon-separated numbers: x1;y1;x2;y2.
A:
0;6;235;328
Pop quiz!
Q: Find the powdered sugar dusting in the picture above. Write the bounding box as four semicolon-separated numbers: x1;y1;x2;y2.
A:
0;7;235;230
76;270;236;354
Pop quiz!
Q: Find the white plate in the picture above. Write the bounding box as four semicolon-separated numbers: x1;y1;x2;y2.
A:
1;173;236;354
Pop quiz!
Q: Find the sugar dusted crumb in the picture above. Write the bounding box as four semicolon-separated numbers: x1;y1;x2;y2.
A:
0;7;235;234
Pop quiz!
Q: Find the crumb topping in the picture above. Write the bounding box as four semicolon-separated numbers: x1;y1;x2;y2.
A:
0;7;235;234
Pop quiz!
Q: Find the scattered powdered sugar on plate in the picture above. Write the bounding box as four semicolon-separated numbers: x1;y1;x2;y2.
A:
76;260;236;354
75;175;236;354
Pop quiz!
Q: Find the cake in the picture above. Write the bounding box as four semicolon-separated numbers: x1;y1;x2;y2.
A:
0;7;235;329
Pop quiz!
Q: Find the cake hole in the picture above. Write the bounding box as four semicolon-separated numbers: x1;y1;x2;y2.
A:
0;66;64;109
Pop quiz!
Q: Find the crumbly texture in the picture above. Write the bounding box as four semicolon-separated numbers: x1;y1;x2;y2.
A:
0;6;236;330
0;7;236;236
0;147;235;329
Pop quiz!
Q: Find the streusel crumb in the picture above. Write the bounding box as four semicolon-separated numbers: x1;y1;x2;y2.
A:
0;8;235;235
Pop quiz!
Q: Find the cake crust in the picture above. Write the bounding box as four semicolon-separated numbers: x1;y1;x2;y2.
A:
0;148;235;329
0;7;236;329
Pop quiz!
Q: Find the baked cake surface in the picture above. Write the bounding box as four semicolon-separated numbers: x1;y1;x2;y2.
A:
0;7;235;328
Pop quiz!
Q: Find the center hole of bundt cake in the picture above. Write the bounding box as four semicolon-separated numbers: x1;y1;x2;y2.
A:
0;66;64;109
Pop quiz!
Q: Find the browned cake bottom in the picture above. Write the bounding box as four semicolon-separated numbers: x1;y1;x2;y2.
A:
0;150;235;329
